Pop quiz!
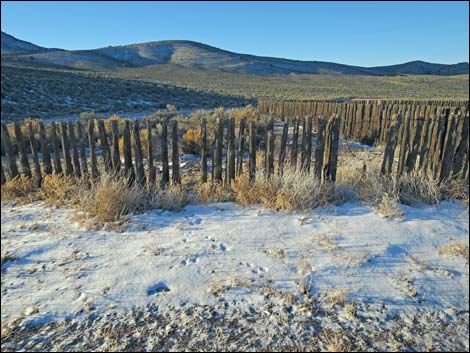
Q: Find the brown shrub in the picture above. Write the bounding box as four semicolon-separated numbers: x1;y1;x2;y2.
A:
1;177;39;204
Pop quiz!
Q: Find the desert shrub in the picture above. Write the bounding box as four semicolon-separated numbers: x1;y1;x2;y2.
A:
197;182;234;203
82;175;148;222
228;104;259;123
398;173;442;205
149;185;188;212
374;192;404;219
439;242;469;263
1;176;39;204
182;129;201;154
231;167;331;211
40;174;85;206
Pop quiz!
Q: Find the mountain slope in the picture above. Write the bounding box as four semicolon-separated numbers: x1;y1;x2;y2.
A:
2;32;468;76
1;31;48;53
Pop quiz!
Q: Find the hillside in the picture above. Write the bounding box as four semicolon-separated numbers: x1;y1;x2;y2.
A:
2;32;468;76
1;31;47;53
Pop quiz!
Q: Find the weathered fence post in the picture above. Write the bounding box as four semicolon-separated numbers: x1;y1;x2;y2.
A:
87;120;99;180
226;117;236;186
236;117;246;176
278;119;288;174
38;122;52;175
249;121;256;181
98;120;112;173
1;162;6;185
68;121;81;178
132;120;146;187
291;117;299;170
13;123;32;178
302;116;312;171
380;114;402;175
452;115;469;177
439;114;457;180
123;120;135;184
200;118;208;183
60;121;73;177
266;117;275;176
405;116;424;173
28;122;42;186
314;117;326;180
323;116;340;182
160;119;169;187
171;119;180;185
50;122;63;175
147;121;156;188
214;117;224;182
76;121;88;177
397;114;411;177
1;123;19;180
110;120;121;174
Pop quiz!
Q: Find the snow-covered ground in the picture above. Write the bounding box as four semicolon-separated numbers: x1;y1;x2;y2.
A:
1;200;469;350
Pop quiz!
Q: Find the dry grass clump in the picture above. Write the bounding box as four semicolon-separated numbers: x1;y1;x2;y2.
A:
374;192;404;219
197;182;234;203
439;242;469;264
40;174;85;206
1;176;39;204
81;175;148;222
149;184;188;212
232;167;332;211
182;128;201;154
398;172;442;205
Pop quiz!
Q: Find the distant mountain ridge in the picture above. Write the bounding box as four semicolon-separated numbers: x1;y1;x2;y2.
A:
1;31;468;76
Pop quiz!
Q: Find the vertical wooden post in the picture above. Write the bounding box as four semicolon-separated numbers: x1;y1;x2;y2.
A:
200;118;208;183
248;121;256;181
327;116;341;182
226;117;236;185
452;115;469;177
68;121;81;178
405;116;424;173
300;116;306;169
397;114;411;177
131;121;146;184
50;122;63;175
147;121;156;188
1;162;5;185
132;120;146;187
439;114;457;180
76;121;88;177
302;116;312;171
38;122;52;176
291;117;299;170
171;119;180;185
60;121;73;177
236;118;246;176
266;118;275;176
28;122;42;186
314;117;326;180
98;120;112;173
1;123;19;180
278;119;289;174
160;119;169;187
88;120;99;180
123;120;135;184
380;115;402;175
110;120;121;174
214;117;224;182
13;123;32;178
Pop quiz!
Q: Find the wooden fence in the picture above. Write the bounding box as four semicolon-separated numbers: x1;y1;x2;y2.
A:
1;115;343;188
1;100;468;190
259;99;469;182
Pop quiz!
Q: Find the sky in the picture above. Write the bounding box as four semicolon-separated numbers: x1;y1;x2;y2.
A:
1;1;469;67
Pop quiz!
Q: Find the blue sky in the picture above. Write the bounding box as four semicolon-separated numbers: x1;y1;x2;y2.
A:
1;1;468;66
